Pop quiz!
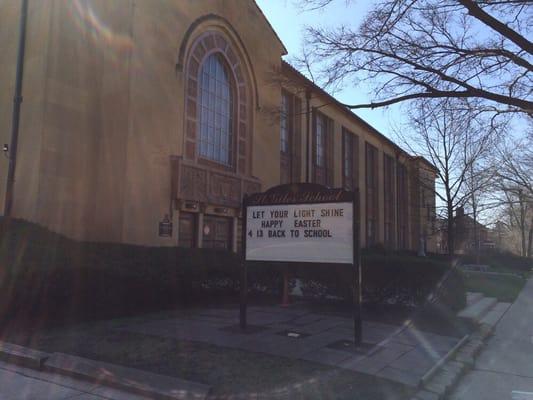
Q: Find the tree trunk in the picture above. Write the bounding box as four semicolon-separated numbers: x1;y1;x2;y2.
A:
447;203;455;257
527;222;533;258
473;203;480;264
520;196;527;257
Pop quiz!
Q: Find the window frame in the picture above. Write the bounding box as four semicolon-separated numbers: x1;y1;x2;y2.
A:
383;153;395;248
280;92;291;155
397;162;409;249
197;52;237;170
365;142;379;246
342;128;358;191
312;110;333;186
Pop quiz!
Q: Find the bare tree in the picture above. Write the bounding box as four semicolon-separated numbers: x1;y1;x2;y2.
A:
398;98;499;255
461;154;497;262
497;188;532;257
297;0;532;117
492;135;533;257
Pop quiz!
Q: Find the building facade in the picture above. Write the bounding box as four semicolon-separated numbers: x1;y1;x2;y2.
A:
0;0;437;252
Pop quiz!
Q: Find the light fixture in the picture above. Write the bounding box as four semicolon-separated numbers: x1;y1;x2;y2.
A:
3;144;8;158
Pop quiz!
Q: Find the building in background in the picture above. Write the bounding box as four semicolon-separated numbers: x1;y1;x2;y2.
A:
0;0;437;252
435;207;495;255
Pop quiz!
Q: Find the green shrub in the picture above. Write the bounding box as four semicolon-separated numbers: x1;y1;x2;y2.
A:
0;217;466;326
292;253;465;311
0;218;284;324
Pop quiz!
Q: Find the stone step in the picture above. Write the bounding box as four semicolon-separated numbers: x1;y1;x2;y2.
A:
466;292;484;306
457;297;497;323
480;302;511;327
0;342;49;369
45;353;210;400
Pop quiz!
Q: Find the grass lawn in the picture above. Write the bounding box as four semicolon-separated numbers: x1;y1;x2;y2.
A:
3;321;413;400
463;272;527;302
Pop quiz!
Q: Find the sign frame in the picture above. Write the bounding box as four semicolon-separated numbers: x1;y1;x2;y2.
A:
240;183;362;344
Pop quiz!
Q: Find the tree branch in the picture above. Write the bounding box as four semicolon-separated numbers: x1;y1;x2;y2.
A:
458;0;533;55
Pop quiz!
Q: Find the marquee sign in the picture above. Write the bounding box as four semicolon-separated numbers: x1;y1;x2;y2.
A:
239;183;362;344
244;191;354;264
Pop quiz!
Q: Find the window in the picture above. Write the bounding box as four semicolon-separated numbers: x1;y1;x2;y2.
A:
397;163;408;249
198;54;234;166
384;154;395;248
342;129;358;190
279;92;302;184
316;114;326;168
313;111;332;186
280;93;290;154
366;143;379;246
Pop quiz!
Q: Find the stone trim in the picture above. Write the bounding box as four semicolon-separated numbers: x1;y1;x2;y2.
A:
170;156;261;210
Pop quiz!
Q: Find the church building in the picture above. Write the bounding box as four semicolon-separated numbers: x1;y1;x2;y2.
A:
0;0;437;253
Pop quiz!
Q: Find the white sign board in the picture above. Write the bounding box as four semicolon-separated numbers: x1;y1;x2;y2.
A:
245;202;353;264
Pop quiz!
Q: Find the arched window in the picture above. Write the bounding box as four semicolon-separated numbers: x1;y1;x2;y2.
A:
198;53;234;166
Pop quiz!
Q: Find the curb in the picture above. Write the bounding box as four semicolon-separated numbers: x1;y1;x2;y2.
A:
0;341;49;369
0;342;210;400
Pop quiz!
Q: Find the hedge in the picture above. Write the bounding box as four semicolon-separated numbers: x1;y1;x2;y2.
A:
460;249;532;272
286;253;465;311
0;217;465;326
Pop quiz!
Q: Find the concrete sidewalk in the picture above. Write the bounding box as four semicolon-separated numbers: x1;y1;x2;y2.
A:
450;278;533;400
0;360;151;400
116;304;460;388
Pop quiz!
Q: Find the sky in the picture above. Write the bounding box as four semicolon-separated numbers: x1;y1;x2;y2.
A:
255;0;404;139
255;1;531;225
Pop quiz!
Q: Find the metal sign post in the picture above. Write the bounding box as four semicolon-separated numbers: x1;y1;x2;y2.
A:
352;191;362;344
240;183;362;344
240;195;248;330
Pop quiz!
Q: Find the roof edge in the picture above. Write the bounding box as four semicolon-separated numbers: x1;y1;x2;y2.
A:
411;156;439;173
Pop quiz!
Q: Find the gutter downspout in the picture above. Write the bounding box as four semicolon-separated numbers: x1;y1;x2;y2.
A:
4;0;28;217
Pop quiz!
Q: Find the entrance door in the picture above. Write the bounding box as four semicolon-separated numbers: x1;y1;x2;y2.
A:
178;212;196;248
202;215;232;250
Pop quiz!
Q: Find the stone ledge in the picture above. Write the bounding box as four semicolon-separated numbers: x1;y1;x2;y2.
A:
412;321;492;399
420;334;469;386
457;297;497;323
44;353;210;400
0;341;49;369
412;319;496;400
